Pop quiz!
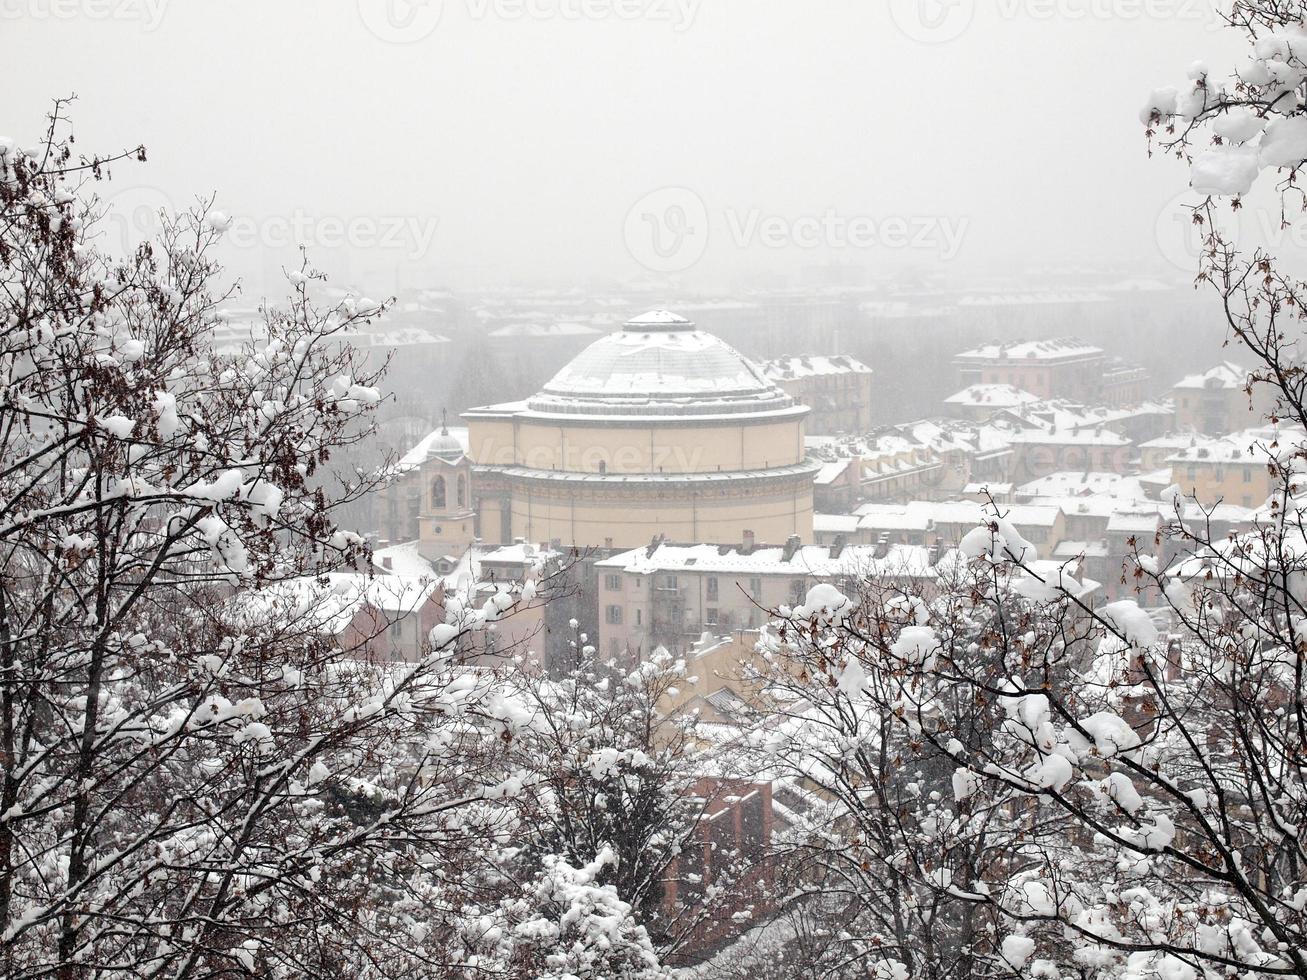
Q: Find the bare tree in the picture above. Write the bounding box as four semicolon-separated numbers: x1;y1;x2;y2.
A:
0;101;555;979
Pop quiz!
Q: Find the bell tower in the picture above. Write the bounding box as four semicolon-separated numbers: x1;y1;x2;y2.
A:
417;411;477;563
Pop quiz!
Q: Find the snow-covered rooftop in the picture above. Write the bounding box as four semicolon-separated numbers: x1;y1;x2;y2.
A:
761;354;873;380
1172;361;1249;390
504;311;797;419
395;425;469;471
596;542;938;580
1016;471;1146;500
954;337;1105;362
944;384;1041;408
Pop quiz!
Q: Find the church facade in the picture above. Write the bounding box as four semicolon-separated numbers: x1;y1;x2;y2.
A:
462;311;818;550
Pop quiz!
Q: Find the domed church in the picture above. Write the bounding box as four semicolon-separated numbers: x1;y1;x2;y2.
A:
463;311;818;549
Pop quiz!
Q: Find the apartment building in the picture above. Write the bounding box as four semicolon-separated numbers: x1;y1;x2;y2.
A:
594;537;937;659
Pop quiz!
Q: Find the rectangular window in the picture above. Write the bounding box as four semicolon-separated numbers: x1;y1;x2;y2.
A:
750;577;763;596
605;605;623;625
706;577;719;601
790;579;806;604
662;575;678;591
636;609;642;626
604;574;623;591
705;608;719;626
1243;467;1253;483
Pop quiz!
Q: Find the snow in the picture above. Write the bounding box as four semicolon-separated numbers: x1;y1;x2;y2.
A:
1156;956;1198;980
1010;563;1083;603
1001;935;1036;969
1027;754;1074;792
761;353;872;380
1072;711;1141;759
1213;107;1266;144
525;317;789;416
959;512;1038;563
952;768;982;802
890;625;937;667
203;210;233;234
1100;772;1143;815
597;541;936;581
97;415;136;439
836;658;867;697
1139;87;1178;123
1124;813;1176;852
625;309;692;327
1100;599;1159;648
793;583;853;624
954;337;1103;362
1190;145;1260;196
152;391;179;438
1258;114;1307;169
429;623;459;650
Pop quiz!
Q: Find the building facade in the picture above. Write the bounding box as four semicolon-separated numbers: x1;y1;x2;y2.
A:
463;312;819;550
1172;362;1272;434
953;338;1107;401
760;354;874;434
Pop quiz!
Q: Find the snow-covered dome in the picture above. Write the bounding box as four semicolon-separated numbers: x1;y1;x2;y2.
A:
425;428;464;460
526;311;796;418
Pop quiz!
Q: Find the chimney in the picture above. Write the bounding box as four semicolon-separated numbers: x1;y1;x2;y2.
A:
380;555;393;571
829;534;846;560
782;534;802;562
742;529;755;554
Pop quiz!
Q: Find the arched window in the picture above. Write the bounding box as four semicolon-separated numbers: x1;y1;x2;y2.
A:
598;460;607;474
431;476;446;509
456;474;466;507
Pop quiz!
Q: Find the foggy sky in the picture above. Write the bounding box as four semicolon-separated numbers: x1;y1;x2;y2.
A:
3;1;1249;298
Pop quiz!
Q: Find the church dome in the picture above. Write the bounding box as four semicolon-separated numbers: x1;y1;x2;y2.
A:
526;311;795;418
425;429;464;460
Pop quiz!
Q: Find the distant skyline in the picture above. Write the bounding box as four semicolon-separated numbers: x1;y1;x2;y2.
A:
4;2;1253;299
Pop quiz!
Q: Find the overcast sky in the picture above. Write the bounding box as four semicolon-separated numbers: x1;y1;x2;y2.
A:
4;1;1250;298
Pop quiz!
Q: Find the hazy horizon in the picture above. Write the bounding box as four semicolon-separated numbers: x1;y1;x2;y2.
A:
4;2;1251;299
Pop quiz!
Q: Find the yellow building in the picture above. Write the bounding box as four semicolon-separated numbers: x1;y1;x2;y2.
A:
1168;435;1276;509
464;311;819;549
